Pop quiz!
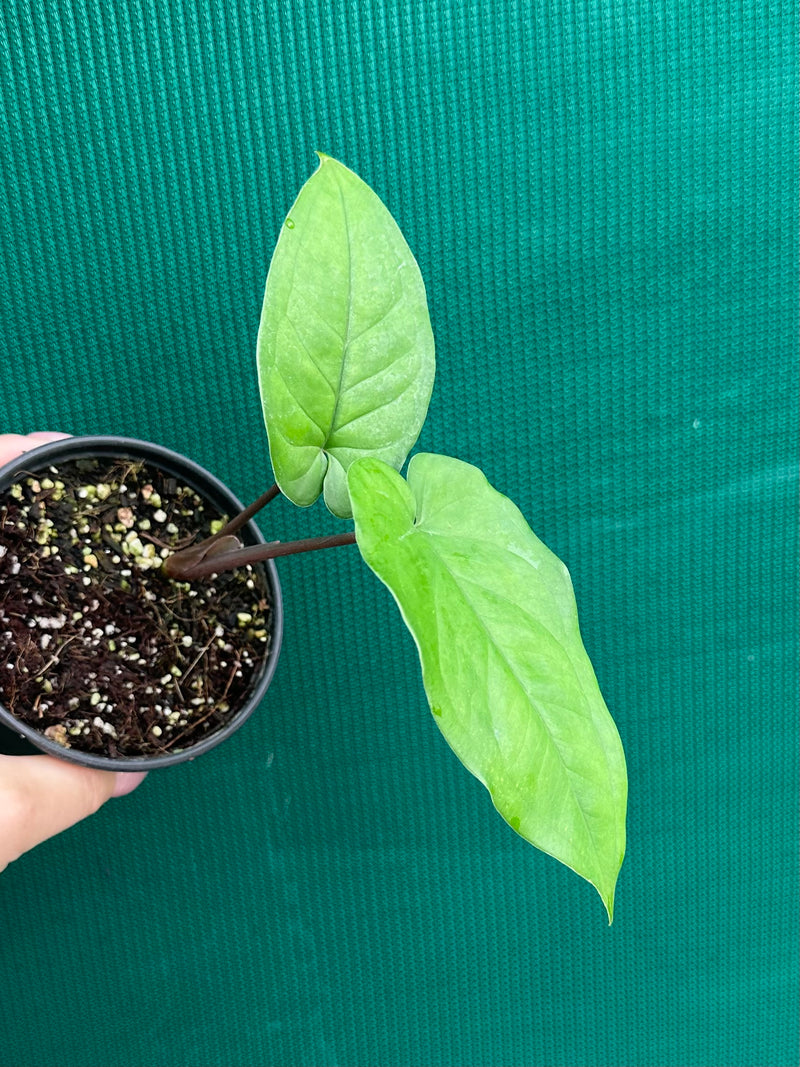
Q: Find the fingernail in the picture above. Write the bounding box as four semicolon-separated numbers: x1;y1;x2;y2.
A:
112;771;148;797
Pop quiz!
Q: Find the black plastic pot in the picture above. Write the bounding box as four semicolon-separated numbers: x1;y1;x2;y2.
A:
0;436;282;770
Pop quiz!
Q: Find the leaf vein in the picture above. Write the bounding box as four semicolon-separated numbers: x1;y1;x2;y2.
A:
426;548;605;867
330;377;420;437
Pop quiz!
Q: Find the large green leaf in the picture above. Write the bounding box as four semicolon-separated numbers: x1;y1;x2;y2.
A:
256;155;435;517
348;453;627;920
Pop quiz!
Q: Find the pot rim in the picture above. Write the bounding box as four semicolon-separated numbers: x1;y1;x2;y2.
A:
0;435;283;770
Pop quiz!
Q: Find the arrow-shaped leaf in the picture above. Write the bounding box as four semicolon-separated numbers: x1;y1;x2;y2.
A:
257;155;435;517
348;453;627;920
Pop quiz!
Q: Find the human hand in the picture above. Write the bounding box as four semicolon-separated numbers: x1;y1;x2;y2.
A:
0;432;146;871
0;754;144;871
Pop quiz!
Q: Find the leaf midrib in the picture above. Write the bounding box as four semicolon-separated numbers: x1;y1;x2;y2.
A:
326;171;355;445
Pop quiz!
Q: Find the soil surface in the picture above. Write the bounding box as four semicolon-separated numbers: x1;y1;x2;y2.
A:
0;455;274;758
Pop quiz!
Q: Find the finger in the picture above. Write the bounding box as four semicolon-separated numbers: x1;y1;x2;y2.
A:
0;432;70;467
0;755;143;871
113;771;148;797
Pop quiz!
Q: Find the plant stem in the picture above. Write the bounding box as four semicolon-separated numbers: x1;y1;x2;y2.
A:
213;483;282;539
167;531;357;580
165;483;281;579
164;482;358;580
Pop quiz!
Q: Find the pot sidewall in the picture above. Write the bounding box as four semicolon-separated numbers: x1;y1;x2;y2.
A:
0;436;283;770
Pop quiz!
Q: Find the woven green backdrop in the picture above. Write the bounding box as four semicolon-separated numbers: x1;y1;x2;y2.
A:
0;2;797;1065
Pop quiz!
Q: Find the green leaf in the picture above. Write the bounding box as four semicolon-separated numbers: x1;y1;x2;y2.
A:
256;154;436;517
348;454;627;920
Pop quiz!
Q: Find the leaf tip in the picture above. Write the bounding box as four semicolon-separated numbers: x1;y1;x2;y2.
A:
603;893;615;925
314;150;342;170
595;867;621;925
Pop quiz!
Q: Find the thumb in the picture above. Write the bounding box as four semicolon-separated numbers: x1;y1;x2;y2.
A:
0;755;145;871
0;432;70;467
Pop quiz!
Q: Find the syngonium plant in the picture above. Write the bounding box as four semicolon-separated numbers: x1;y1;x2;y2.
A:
167;154;628;921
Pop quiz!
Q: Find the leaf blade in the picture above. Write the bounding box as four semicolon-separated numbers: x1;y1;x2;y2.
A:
257;155;435;516
348;453;627;920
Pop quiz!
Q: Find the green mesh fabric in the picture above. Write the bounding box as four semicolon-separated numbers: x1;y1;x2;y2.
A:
0;2;797;1065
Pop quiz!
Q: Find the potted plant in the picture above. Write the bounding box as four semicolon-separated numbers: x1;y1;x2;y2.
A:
0;435;284;768
0;155;627;920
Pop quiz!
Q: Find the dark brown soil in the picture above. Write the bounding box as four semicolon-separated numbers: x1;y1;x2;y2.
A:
0;456;274;758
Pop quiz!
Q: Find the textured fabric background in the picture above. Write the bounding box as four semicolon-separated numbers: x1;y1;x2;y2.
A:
0;2;797;1065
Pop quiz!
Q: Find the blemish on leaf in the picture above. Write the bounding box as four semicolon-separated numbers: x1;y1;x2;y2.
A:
285;217;295;229
431;705;442;717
